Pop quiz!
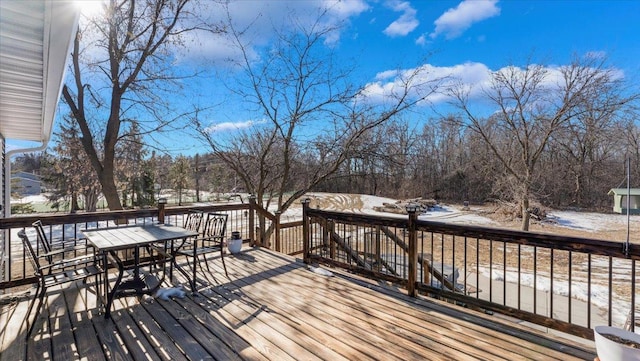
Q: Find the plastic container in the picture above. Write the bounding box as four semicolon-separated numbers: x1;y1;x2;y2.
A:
227;231;242;254
594;326;640;361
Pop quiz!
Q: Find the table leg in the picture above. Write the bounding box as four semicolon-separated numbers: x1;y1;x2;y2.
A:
105;250;124;319
101;252;108;314
169;239;175;282
191;239;198;293
118;246;146;293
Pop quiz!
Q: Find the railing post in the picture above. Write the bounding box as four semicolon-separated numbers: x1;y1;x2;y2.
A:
275;211;281;252
328;219;335;260
302;198;310;264
157;198;167;224
249;195;256;246
322;218;329;253
406;204;419;297
375;226;381;272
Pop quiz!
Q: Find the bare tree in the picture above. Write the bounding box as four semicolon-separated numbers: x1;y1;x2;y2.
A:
450;56;628;230
170;156;191;206
116;121;148;208
44;116;102;212
195;8;444;241
61;0;222;210
623;110;640;184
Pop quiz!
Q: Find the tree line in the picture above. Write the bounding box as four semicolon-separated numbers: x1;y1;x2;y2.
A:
320;114;639;212
13;106;638;218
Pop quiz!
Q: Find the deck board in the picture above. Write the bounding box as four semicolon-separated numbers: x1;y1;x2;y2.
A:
0;247;596;361
217;251;534;360
222;255;457;360
225;251;538;361
67;286;106;361
0;294;28;361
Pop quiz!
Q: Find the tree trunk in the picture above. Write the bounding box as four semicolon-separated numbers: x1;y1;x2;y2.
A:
521;196;530;231
71;193;79;213
100;173;122;210
85;191;98;212
195;153;201;202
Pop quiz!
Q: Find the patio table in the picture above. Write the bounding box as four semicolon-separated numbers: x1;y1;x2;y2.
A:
83;223;198;318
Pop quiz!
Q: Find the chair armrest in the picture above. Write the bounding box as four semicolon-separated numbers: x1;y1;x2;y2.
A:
40;253;99;272
49;237;90;248
38;244;95;259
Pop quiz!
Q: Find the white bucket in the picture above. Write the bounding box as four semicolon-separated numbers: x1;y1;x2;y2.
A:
227;238;242;254
594;326;640;361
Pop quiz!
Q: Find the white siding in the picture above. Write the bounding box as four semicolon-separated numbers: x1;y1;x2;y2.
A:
1;136;4;281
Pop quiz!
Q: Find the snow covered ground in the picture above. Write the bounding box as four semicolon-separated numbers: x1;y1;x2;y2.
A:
15;192;634;236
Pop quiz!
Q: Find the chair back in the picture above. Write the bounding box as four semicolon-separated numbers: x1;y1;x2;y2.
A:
18;230;42;278
183;210;204;232
32;220;57;265
202;213;228;241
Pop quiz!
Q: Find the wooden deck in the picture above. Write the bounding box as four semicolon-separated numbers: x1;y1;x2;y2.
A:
1;246;596;360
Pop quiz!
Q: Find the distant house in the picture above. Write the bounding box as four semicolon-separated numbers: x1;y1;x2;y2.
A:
11;171;42;196
608;188;640;215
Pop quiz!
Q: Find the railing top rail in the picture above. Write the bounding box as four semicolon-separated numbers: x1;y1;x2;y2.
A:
306;207;636;260
0;209;158;229
164;203;250;217
413;218;633;257
0;203;249;229
306;208;407;228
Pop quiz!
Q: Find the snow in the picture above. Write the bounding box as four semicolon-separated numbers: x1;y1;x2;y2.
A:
478;258;633;327
546;210;632;232
10;194;49;204
343;194;498;225
417;204;496;225
358;194;400;215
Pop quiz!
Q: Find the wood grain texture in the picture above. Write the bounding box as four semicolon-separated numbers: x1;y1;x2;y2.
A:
0;247;596;360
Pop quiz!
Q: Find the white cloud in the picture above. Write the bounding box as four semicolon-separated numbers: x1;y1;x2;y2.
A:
205;119;266;133
375;69;401;81
383;1;419;37
415;34;427;46
360;61;623;107
178;0;369;65
430;0;500;40
325;0;369;18
360;62;492;105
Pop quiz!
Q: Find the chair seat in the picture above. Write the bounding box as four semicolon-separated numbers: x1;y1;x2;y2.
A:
43;265;102;288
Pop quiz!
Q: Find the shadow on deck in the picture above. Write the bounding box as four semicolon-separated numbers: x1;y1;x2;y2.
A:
0;247;596;360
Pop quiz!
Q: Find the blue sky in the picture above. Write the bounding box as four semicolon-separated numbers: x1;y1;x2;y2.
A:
8;0;640;156
177;0;639;154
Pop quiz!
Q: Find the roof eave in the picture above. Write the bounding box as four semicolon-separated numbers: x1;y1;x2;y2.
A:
0;0;80;144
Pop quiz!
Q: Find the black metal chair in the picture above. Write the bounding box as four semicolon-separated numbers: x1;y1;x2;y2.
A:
183;210;204;232
32;219;93;256
32;220;99;275
173;212;229;292
167;210;203;284
18;230;102;338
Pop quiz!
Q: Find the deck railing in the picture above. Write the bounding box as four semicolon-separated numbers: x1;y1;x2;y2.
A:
0;202;253;289
3;197;636;341
300;200;639;340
